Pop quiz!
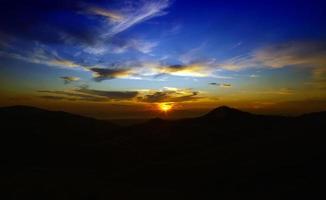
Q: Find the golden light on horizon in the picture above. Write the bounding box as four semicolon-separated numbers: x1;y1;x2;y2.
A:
158;102;173;113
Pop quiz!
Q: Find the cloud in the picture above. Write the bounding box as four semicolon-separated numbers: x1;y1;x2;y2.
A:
0;1;171;71
221;41;326;70
38;90;104;101
60;76;80;84
254;41;326;68
38;87;139;102
129;39;158;54
230;41;243;50
304;67;326;90
90;68;134;81
107;38;158;54
77;88;139;100
38;87;202;104
88;6;124;23
179;44;206;64
40;95;78;101
86;60;227;81
138;88;200;103
156;64;213;77
209;83;232;87
92;0;171;38
82;36;158;55
0;46;85;70
249;74;259;78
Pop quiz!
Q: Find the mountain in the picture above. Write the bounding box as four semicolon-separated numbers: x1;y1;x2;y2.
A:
0;105;119;172
201;105;252;119
0;105;118;142
0;105;325;199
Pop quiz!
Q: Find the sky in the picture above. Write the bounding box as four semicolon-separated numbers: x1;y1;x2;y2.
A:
1;0;326;119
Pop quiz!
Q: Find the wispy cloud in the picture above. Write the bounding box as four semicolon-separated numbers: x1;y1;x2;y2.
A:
88;7;124;23
60;76;80;84
77;87;139;100
137;88;200;103
40;95;79;101
38;90;104;102
249;74;259;78
87;59;230;81
38;87;139;102
90;0;171;38
209;83;232;87
254;41;326;68
179;44;206;64
221;41;326;70
0;0;171;70
90;68;134;81
156;64;212;77
38;86;203;104
0;47;84;70
109;39;158;54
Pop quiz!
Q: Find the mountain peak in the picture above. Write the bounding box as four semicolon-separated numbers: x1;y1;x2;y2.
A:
202;106;250;119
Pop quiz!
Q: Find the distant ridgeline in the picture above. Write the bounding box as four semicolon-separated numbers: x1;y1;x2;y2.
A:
0;105;325;199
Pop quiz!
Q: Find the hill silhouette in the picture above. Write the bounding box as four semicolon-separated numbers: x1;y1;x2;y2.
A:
202;105;251;118
0;105;325;199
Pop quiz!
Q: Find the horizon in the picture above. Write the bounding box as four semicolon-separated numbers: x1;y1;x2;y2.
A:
1;0;326;118
1;104;324;121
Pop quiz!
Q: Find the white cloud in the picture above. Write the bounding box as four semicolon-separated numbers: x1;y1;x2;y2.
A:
0;47;85;70
109;39;158;54
220;41;326;70
89;0;171;38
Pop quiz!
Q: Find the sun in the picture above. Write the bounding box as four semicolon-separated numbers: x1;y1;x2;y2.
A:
159;103;173;113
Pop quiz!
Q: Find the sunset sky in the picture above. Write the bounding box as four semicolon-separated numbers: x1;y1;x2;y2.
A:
1;0;326;119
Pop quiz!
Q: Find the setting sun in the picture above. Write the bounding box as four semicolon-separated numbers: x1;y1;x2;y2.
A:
159;103;173;112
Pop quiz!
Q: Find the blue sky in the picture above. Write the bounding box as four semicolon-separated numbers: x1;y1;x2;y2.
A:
1;0;326;118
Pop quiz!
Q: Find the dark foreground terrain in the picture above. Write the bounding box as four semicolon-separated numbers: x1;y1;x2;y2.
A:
0;105;325;199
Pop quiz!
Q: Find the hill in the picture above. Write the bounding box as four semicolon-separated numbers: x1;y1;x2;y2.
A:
0;105;325;199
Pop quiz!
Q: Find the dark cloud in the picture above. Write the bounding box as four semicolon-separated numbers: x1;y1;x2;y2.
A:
210;83;232;87
38;90;97;99
39;95;77;101
38;87;138;102
60;76;80;84
78;88;138;100
138;90;200;103
155;65;192;77
90;68;132;81
155;63;210;78
38;90;105;102
138;91;171;103
165;65;188;72
169;94;200;102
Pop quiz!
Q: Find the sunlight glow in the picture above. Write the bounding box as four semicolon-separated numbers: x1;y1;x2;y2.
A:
159;103;173;112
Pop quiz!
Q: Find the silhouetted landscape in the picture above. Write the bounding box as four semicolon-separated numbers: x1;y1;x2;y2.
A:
1;105;325;199
1;0;326;199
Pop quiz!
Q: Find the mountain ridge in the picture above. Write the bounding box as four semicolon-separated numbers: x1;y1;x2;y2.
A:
1;105;325;124
1;105;325;198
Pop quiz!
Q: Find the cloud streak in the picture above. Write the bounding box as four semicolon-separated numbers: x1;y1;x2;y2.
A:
90;68;134;81
92;0;170;38
138;88;200;103
209;83;232;87
156;64;213;77
0;46;85;70
38;87;139;102
77;88;139;100
221;41;326;70
37;87;203;104
60;76;80;84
